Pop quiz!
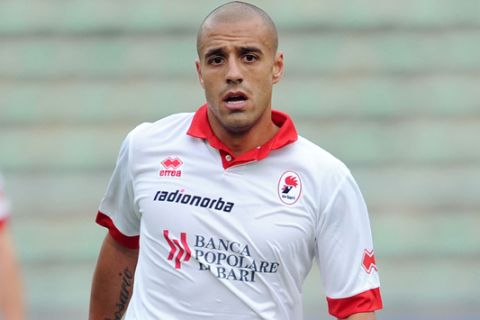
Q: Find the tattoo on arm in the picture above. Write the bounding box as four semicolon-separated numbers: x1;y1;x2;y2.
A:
104;267;134;320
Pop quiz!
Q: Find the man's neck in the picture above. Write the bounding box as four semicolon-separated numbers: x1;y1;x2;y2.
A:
208;111;280;156
219;122;279;156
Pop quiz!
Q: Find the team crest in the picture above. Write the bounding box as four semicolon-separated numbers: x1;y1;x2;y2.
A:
277;171;302;205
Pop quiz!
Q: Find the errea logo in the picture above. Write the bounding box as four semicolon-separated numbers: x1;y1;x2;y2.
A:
160;156;183;177
278;171;302;205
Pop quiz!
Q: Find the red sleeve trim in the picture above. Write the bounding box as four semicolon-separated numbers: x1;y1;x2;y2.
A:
327;287;383;319
96;211;139;249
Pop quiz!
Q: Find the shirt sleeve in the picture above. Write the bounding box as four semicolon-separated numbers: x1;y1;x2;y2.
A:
96;130;140;249
0;174;10;231
315;170;383;318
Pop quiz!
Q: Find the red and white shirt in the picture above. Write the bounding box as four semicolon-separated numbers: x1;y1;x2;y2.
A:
0;173;10;231
97;104;382;319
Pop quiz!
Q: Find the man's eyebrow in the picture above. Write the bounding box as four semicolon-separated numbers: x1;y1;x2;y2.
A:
204;48;225;59
239;46;263;55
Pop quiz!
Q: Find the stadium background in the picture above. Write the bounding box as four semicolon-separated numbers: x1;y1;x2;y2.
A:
0;0;479;319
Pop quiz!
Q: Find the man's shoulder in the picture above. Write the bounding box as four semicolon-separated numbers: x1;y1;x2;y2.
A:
295;135;346;164
119;112;195;154
128;112;194;139
134;112;194;133
289;135;350;176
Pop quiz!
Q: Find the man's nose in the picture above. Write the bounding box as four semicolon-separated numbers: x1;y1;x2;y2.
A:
225;58;243;84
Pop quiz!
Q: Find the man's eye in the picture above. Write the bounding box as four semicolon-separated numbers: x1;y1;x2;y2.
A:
243;54;257;63
209;56;224;65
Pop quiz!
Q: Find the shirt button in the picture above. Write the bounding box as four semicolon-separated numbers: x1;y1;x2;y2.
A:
225;154;232;161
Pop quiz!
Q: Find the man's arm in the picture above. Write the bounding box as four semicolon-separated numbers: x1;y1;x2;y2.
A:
89;233;139;320
0;227;24;320
341;312;376;320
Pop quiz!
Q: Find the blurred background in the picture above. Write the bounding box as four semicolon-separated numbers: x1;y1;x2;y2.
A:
0;0;479;319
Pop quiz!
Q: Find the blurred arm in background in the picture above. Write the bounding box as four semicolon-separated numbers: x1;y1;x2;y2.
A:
0;226;24;320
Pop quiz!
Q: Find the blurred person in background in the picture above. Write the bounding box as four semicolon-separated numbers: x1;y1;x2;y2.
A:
90;2;382;319
0;173;24;320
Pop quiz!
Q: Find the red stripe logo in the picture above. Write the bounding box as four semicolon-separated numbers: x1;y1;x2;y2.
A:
362;249;378;274
163;230;191;269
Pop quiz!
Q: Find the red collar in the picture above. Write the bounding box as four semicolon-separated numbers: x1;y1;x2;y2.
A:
187;104;298;169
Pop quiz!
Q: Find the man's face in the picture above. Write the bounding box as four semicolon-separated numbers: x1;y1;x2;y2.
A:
196;17;284;135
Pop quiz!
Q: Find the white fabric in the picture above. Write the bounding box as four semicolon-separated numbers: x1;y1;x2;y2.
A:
99;112;380;320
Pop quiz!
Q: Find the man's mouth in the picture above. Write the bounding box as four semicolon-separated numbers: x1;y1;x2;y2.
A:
223;92;248;105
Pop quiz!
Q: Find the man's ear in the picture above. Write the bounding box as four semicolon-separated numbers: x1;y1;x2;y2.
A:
272;52;284;84
195;59;205;89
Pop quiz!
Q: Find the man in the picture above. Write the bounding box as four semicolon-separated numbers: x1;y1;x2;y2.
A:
0;173;24;320
90;2;383;319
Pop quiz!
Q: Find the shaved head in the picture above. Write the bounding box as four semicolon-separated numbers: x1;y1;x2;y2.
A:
197;1;278;55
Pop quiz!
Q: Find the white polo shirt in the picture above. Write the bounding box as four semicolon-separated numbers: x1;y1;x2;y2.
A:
97;104;382;319
0;173;10;231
